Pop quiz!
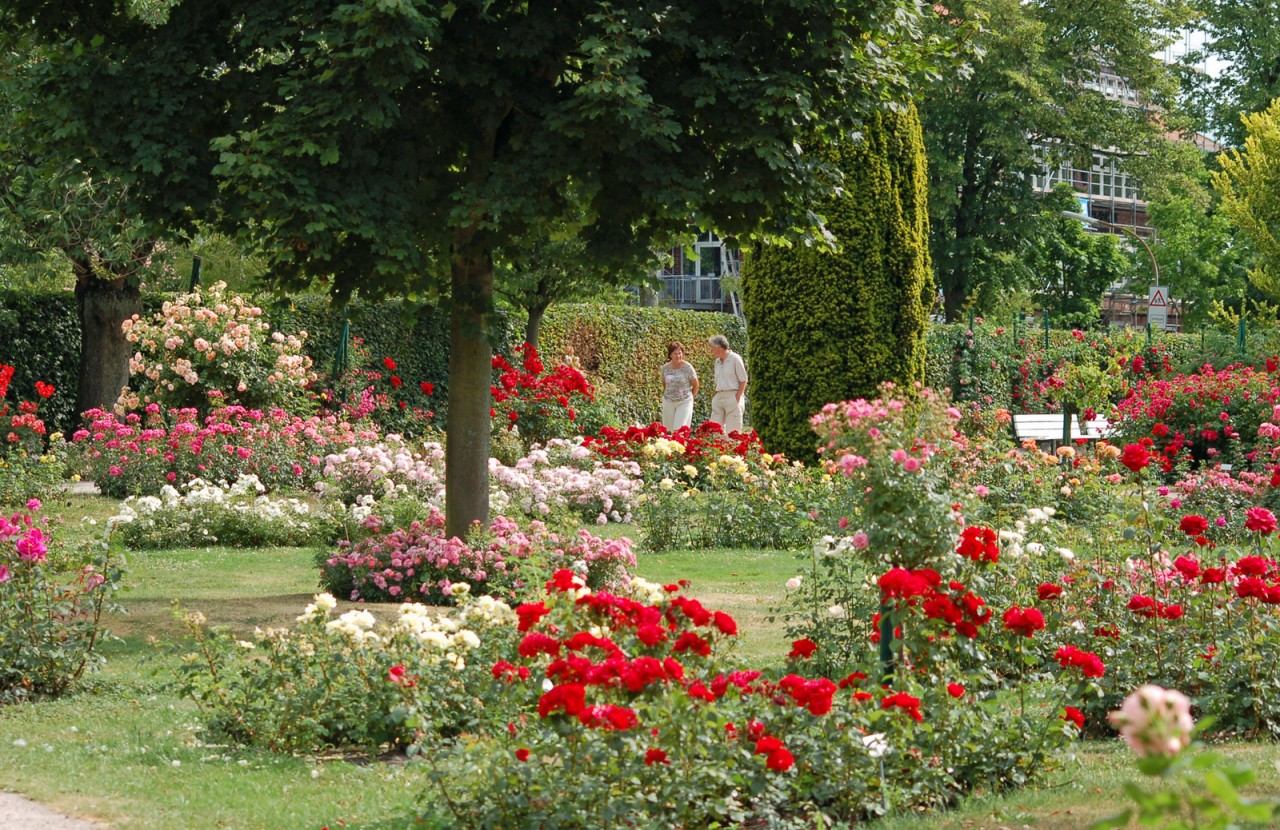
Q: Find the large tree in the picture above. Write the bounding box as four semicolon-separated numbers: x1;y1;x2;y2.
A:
920;0;1193;319
4;0;941;536
1182;0;1280;147
0;44;154;414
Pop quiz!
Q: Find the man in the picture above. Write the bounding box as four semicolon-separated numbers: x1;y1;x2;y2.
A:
708;334;747;433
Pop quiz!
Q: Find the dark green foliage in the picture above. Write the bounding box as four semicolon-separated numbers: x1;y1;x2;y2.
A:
0;290;79;433
742;107;933;461
270;297;459;412
539;304;746;428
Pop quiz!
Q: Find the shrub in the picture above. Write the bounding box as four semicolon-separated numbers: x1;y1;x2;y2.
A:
742;106;932;461
171;589;520;753
318;511;637;603
119;281;316;414
73;405;378;497
108;476;333;549
0;501;124;702
490;342;596;454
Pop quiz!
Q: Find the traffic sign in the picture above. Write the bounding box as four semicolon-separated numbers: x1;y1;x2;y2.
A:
1148;286;1170;330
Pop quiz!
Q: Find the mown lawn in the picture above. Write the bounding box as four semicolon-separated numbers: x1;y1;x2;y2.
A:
2;494;1279;829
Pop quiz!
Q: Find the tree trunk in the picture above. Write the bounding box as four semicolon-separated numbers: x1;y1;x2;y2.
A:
942;286;965;323
444;238;495;540
524;302;549;352
74;272;141;416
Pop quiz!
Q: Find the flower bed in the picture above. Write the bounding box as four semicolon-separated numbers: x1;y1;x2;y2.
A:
108;475;331;549
318;510;636;603
73;405;377;497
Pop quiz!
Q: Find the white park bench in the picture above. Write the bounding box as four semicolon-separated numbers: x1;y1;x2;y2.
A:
1012;413;1114;448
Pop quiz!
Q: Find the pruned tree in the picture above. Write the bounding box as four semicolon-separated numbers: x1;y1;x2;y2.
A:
4;0;943;535
1214;99;1280;301
742;105;932;461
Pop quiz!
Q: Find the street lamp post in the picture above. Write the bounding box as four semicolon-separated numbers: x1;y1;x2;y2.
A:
1060;209;1160;294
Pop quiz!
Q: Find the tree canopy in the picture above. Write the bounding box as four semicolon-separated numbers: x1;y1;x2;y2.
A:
3;0;947;534
920;0;1193;319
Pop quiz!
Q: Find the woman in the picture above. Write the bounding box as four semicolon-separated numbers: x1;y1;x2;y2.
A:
661;341;699;431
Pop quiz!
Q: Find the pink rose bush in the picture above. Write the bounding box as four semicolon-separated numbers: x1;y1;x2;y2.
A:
319;509;637;603
0;501;122;702
488;439;642;524
119;281;315;414
73;405;376;497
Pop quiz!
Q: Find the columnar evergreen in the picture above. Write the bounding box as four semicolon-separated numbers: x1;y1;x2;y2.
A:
742;105;932;461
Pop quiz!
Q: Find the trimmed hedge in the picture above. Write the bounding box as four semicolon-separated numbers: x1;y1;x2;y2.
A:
538;304;747;428
270;295;457;408
741;106;932;460
0;290;81;435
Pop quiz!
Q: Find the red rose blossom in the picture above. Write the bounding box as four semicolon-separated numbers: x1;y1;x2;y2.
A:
788;638;818;659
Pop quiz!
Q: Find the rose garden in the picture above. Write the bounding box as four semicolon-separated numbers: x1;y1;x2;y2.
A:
3;285;1280;828
11;1;1280;827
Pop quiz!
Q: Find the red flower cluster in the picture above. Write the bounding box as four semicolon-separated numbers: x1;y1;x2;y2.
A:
955;525;999;563
1245;507;1278;535
1037;582;1064;600
788;638;818;660
1062;706;1086;729
583;420;764;463
1002;606;1045;637
1126;595;1184;619
753;735;795;771
881;691;924;722
1179;514;1209;537
919;579;993;639
491;343;594;427
1054;645;1105;678
878;567;942;600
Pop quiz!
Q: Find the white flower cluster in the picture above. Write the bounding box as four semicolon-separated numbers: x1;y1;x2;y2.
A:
488;449;642;524
319;437;446;506
108;474;317;548
998;506;1067;560
293;588;512;672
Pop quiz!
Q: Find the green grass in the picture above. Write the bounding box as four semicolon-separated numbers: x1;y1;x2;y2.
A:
4;495;1280;829
637;546;798;662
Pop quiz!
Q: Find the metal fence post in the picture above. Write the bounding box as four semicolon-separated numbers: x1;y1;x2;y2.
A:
189;255;202;291
332;317;351;381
